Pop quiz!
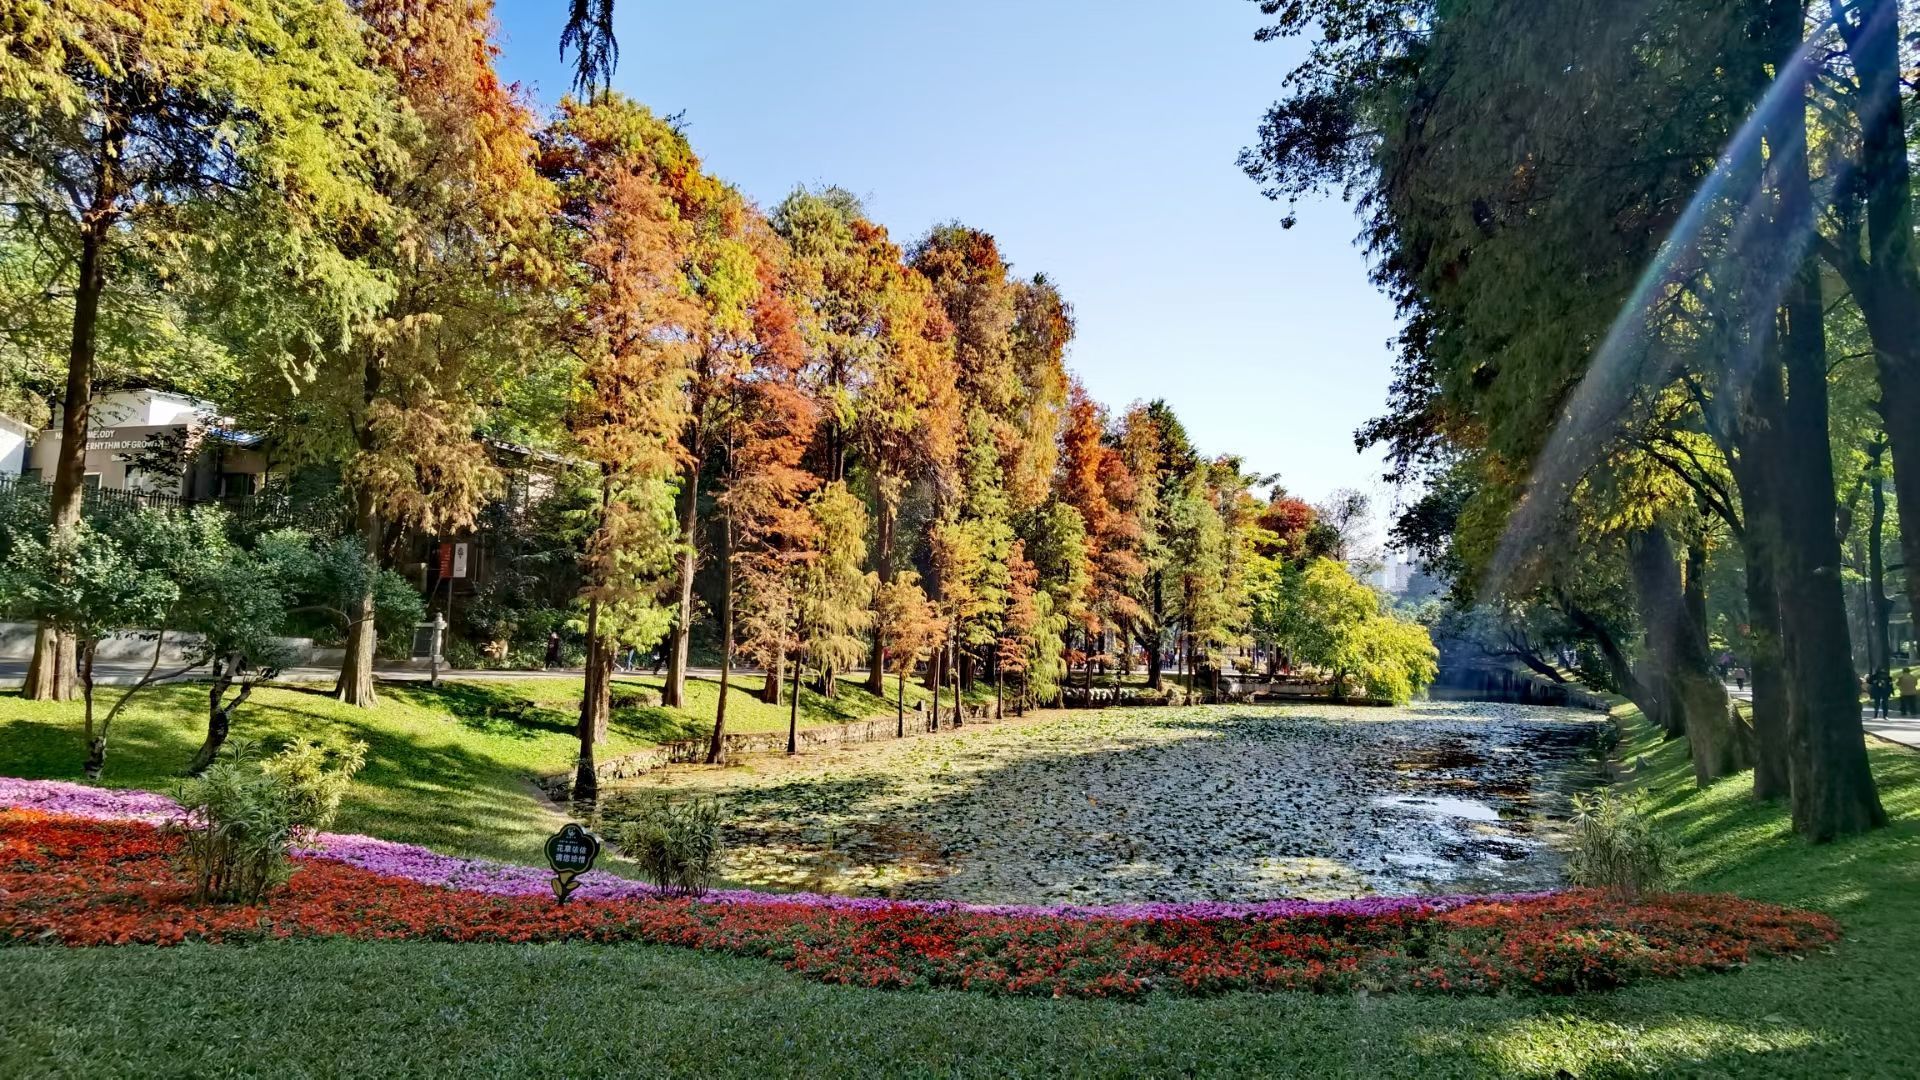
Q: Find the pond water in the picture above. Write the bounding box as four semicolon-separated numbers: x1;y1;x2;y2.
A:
592;701;1606;906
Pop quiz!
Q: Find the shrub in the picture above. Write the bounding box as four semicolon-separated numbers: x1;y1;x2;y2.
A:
174;738;367;903
1565;790;1672;897
615;795;726;897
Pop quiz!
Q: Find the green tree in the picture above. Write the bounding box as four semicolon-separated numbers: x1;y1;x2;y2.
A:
2;519;177;776
0;0;395;701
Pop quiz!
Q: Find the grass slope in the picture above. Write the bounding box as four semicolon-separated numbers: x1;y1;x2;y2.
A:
1;709;1916;1077
0;673;986;865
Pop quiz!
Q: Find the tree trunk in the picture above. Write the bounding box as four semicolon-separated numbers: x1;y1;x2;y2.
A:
1765;35;1886;837
760;654;782;705
664;450;703;709
78;643;105;779
949;633;963;727
1145;572;1166;690
1826;0;1920;655
706;513;734;765
1742;520;1792;801
865;499;893;696
24;627;76;703
1867;441;1892;670
1729;373;1793;801
28;186;115;703
336;486;382;708
787;658;803;755
897;670;906;738
1627;524;1746;784
189;658;254;776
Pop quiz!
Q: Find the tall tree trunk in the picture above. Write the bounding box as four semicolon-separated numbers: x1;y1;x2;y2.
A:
336;486;382;707
1823;0;1920;651
1867;441;1892;670
664;449;703;708
787;658;803;755
897;670;906;737
706;513;734;765
1765;25;1886;837
1684;528;1749;782
1729;367;1793;801
1626;523;1746;783
27;179;116;702
865;498;893;696
574;603;612;801
1742;516;1792;801
1145;572;1166;690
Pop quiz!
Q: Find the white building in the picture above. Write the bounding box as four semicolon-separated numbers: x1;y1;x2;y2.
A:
23;389;268;498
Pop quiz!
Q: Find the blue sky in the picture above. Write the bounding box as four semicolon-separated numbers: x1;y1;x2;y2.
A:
490;0;1400;516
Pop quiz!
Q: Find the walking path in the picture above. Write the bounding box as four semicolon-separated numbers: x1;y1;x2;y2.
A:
1726;680;1920;751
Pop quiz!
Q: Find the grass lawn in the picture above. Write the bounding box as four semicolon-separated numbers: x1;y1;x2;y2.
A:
1;707;1916;1076
0;672;987;866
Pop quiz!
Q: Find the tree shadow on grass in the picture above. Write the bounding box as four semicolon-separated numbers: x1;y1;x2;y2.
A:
387;683;572;741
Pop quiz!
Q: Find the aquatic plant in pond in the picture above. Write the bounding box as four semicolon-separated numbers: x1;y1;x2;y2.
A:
596;702;1609;905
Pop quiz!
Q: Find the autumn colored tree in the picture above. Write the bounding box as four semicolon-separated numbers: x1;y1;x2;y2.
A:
875;571;941;735
790;481;873;752
541;93;698;799
659;166;765;710
705;219;816;763
775;189;961;696
1;0;394;699
1117;400;1200;689
243;0;559;707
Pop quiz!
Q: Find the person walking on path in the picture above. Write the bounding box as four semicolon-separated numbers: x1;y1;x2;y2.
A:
544;631;562;670
1868;668;1894;719
1898;669;1918;718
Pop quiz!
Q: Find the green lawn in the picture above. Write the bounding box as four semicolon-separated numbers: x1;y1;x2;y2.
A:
1;706;1916;1076
0;672;986;865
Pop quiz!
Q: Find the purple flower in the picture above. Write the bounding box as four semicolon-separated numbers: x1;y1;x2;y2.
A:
0;777;184;825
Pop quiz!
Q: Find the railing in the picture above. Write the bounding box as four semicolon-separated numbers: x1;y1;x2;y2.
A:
0;473;348;536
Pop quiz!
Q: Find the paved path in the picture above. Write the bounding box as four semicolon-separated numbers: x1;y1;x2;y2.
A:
1861;711;1920;750
1727;680;1920;751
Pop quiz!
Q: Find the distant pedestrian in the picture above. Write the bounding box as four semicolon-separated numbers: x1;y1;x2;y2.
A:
1868;668;1893;719
544;631;562;670
1734;668;1746;692
1899;670;1918;717
621;643;641;672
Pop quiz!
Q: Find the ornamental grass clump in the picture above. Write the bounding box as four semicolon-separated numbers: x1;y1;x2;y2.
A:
174;738;367;904
1566;790;1672;897
616;795;725;897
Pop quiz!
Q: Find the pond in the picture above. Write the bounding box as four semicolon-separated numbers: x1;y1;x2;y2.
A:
592;701;1608;906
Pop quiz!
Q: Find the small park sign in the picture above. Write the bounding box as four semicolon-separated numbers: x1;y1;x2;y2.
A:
544;822;601;904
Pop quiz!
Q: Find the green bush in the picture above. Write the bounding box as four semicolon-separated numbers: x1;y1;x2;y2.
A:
174;737;368;904
615;795;726;897
1565;790;1672;897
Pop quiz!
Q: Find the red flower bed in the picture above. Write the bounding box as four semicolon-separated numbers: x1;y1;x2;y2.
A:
0;811;1839;998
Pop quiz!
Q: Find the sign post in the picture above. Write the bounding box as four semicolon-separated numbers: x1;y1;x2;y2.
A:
543;822;601;904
